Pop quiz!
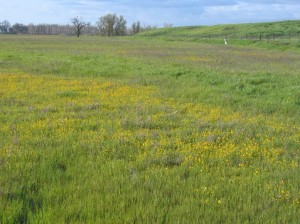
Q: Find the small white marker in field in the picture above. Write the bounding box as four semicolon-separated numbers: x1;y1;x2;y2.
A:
224;39;227;45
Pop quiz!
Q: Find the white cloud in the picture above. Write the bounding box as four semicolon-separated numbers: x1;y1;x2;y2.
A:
199;2;300;25
0;0;300;26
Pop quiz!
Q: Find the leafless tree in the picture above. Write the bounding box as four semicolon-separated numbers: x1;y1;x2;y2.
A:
71;17;90;37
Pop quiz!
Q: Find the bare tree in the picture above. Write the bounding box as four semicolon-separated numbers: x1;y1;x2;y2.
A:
96;13;127;36
71;17;90;37
25;23;93;36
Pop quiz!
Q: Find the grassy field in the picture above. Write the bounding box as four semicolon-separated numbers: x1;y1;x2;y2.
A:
0;34;300;223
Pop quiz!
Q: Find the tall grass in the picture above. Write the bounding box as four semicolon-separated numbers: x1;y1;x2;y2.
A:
0;35;300;223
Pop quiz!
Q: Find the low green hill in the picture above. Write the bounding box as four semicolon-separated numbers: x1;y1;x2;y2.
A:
138;20;300;37
136;20;300;50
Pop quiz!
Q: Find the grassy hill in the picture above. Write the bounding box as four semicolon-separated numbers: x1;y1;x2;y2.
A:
138;20;300;37
136;20;300;50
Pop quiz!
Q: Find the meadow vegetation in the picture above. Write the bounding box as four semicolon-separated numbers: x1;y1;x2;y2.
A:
0;34;300;223
138;20;300;36
137;20;300;51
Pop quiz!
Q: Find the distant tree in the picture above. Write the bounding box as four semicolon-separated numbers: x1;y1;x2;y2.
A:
141;25;157;32
77;25;97;36
28;23;93;36
71;17;90;37
131;21;141;35
97;13;117;36
164;23;173;28
0;20;11;33
96;13;127;36
9;23;28;34
115;15;127;36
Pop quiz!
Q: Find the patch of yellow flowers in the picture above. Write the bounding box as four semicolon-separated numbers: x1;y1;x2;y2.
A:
0;73;298;173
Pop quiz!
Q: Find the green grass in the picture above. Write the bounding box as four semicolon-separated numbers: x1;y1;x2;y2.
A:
138;20;300;36
136;20;300;51
0;35;300;223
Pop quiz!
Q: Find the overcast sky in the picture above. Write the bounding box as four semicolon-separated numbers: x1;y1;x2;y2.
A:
1;0;300;27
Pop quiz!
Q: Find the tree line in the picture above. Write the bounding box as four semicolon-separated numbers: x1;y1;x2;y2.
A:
0;14;156;36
